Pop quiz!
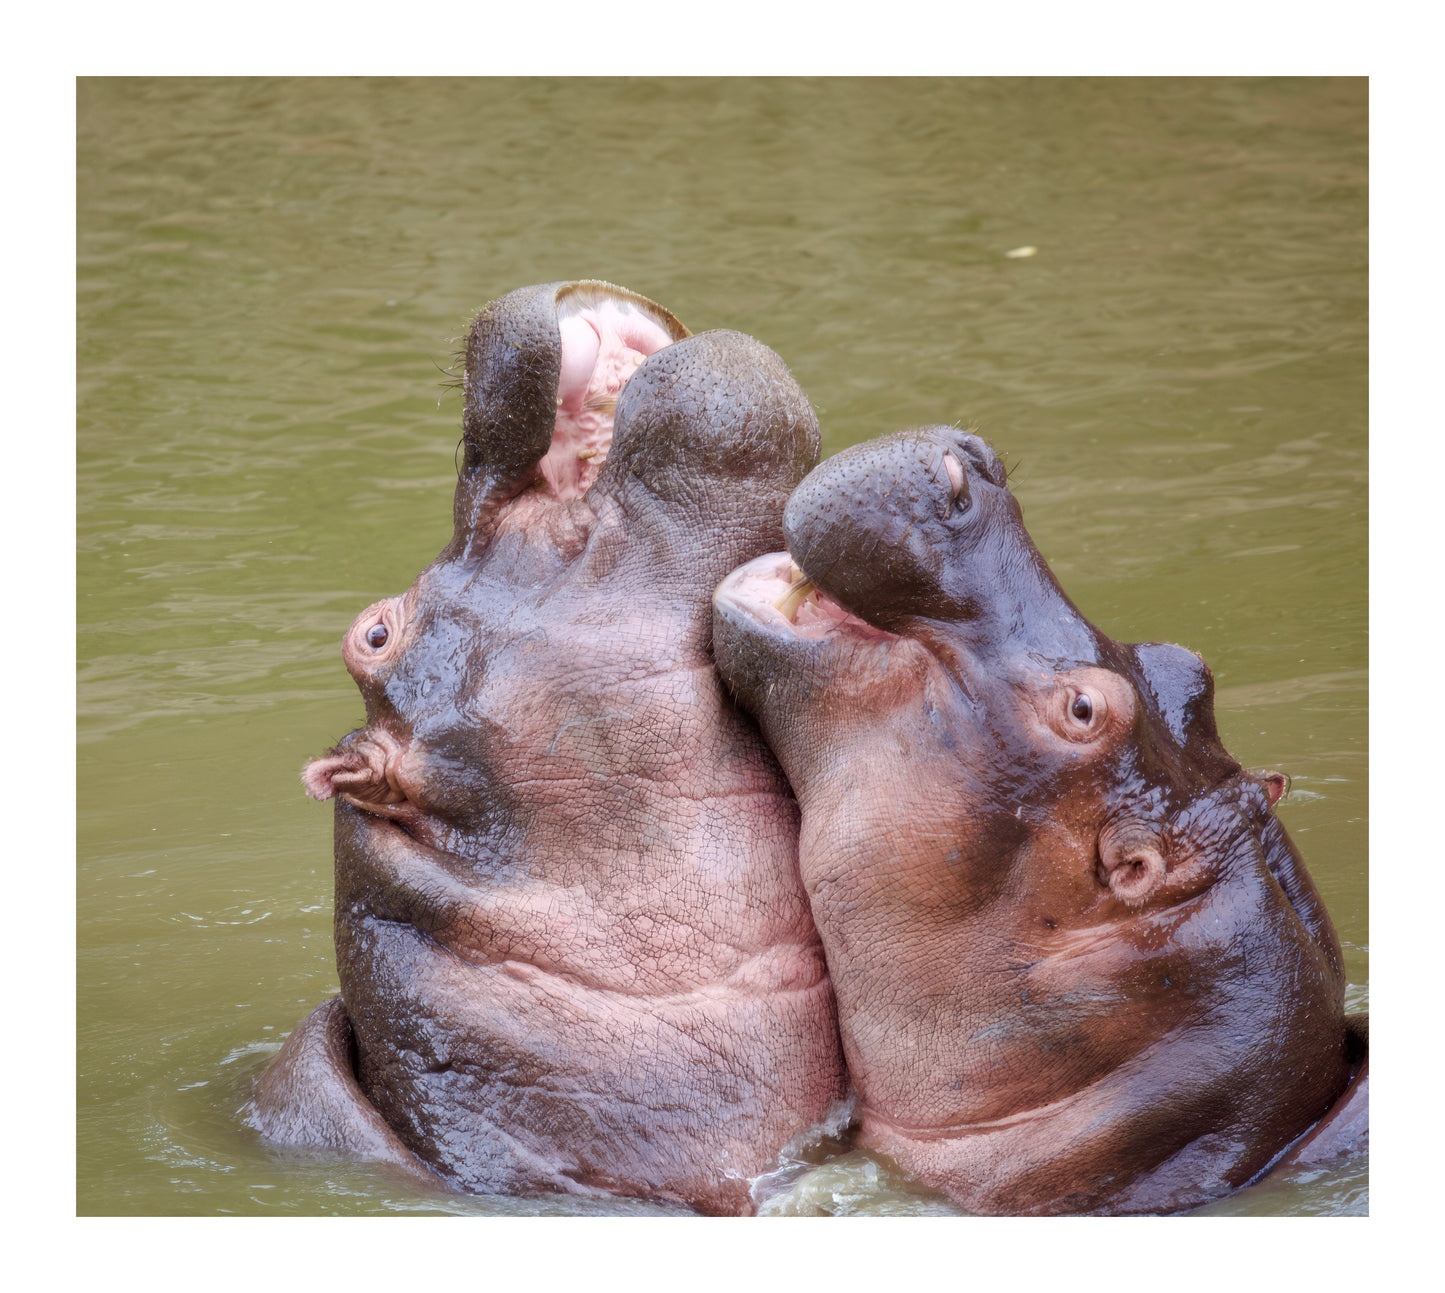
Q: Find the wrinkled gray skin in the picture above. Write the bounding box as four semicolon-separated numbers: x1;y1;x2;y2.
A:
246;282;846;1215
713;425;1366;1215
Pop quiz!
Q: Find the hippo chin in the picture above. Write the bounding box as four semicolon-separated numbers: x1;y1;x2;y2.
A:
246;281;846;1215
712;425;1366;1216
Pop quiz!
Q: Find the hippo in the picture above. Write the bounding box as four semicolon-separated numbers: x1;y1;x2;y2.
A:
712;425;1367;1215
245;281;847;1215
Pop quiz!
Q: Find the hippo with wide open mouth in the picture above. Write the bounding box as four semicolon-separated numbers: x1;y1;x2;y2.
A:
713;425;1367;1215
245;282;847;1215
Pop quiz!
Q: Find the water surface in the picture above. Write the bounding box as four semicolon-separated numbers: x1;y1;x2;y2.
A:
77;77;1366;1216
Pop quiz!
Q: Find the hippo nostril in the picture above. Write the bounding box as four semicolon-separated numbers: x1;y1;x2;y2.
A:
367;623;389;649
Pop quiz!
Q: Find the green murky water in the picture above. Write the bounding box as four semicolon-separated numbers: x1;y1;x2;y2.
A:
77;77;1366;1216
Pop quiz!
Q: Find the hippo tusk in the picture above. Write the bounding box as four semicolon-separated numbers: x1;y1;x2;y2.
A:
774;564;817;621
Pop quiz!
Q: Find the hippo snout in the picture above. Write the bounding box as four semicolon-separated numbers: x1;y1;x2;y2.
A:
779;426;1017;631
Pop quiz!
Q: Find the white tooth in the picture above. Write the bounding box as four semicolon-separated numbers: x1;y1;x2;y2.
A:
942;451;965;498
774;576;816;621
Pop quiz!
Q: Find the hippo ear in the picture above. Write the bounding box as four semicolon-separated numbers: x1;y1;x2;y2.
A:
1098;826;1168;907
1131;640;1236;748
1251;770;1290;806
1130;642;1222;748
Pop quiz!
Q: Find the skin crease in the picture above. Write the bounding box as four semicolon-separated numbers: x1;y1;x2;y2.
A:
245;281;846;1216
712;425;1367;1216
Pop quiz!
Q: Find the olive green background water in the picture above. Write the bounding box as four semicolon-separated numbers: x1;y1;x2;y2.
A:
76;77;1367;1216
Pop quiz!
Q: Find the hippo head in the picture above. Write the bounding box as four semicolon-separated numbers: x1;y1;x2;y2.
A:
302;280;811;848
715;425;1298;915
278;281;842;1214
714;425;1354;1214
301;281;686;827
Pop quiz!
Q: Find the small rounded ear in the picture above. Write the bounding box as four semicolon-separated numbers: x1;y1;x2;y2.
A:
1253;769;1291;807
1098;828;1168;906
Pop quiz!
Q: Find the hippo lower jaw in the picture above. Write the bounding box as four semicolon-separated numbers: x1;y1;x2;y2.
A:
713;550;939;743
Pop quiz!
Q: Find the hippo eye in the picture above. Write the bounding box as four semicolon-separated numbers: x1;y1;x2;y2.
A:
1063;687;1107;733
366;623;389;649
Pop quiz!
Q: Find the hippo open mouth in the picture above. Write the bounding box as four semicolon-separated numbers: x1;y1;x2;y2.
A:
715;552;900;645
539;283;689;499
714;428;1031;673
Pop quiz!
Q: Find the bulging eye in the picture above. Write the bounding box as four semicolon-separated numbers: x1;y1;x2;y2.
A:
1062;686;1108;736
366;623;389;649
1042;670;1129;746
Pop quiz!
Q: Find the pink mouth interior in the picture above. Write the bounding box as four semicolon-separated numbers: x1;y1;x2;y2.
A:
538;289;683;501
719;552;897;643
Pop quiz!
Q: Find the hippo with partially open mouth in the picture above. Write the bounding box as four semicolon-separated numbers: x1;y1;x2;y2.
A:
713;425;1367;1215
246;282;846;1214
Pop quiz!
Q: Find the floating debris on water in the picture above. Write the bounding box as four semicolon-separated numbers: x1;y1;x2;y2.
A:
1005;245;1038;259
